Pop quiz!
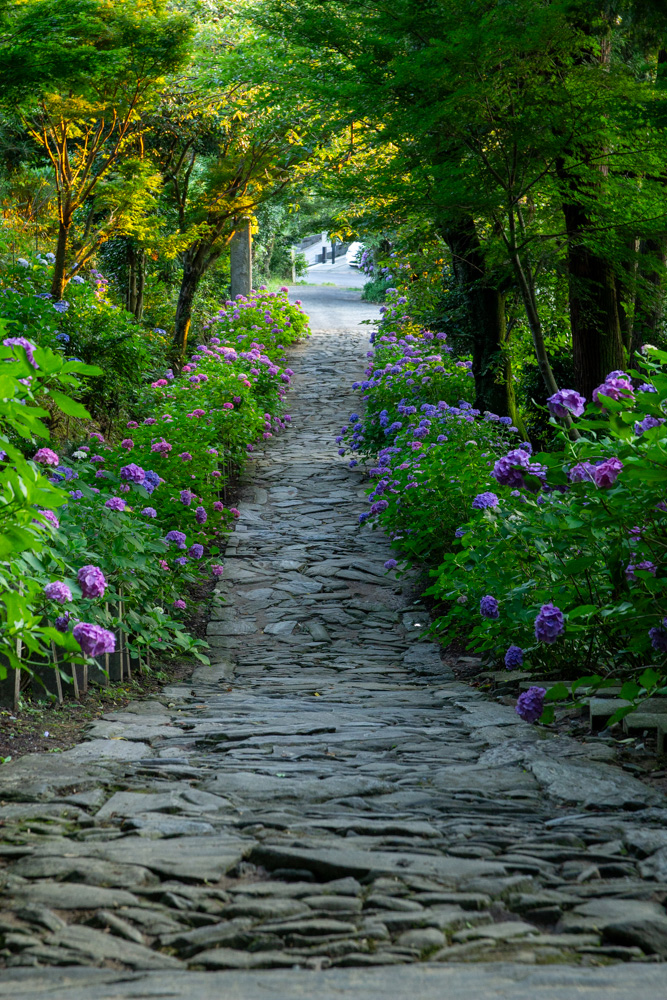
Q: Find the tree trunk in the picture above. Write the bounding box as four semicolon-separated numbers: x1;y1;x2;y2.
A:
50;219;70;300
134;249;145;321
443;216;518;422
172;251;205;365
632;234;667;360
561;200;626;398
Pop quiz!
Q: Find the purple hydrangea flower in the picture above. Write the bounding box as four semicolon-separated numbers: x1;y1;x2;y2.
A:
472;491;499;510
593;457;623;488
120;438;134;450
211;564;224;577
480;595;499;619
547;389;586;419
174;556;188;566
178;452;193;461
188;543;204;559
55;612;71;632
634;415;665;436
569;462;596;483
73;622;116;657
638;383;657;394
195;506;207;524
516;686;546;723
143;470;160;494
454;527;466;538
69;489;84;499
626;561;657;580
649;620;667;652
384;559;398;570
593;377;634;404
534;603;564;644
77;565;106;598
504;645;524;669
165;530;187;549
180;490;194;506
105;496;126;511
141;507;157;518
3;336;37;368
173;599;186;610
120;463;145;484
44;581;72;604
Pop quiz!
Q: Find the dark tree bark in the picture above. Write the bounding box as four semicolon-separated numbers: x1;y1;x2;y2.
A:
443;215;519;423
632;233;667;360
50;217;70;300
561;199;626;398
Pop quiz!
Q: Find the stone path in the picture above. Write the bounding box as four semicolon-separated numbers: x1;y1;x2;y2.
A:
1;290;667;998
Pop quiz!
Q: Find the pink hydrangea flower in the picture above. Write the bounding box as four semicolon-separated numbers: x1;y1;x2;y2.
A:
33;448;59;466
211;564;224;577
173;599;186;610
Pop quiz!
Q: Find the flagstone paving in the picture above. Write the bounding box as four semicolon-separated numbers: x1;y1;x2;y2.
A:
1;288;667;997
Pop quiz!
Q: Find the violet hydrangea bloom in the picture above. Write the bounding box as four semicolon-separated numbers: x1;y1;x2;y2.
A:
516;686;546;723
649;620;667;653
165;530;187;549
195;506;207;524
44;581;72;603
211;564;224;577
120;438;134;450
472;491;499;510
593;377;634;404
143;470;160;493
77;565;106;598
33;447;59;466
547;389;586;419
120;463;145;484
73;622;116;657
480;595;499;619
384;558;398;570
3;336;38;368
173;599;186;610
55;613;71;632
151;439;172;454
625;561;657;580
634;415;665;436
534;602;564;644
180;490;194;506
569;461;596;483
36;509;59;529
141;507;157;518
593;457;623;488
504;645;524;669
188;543;204;559
105;496;126;511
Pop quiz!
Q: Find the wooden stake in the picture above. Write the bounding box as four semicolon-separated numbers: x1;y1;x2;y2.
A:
104;601;110;684
51;642;63;706
71;658;80;700
118;591;124;682
14;637;21;715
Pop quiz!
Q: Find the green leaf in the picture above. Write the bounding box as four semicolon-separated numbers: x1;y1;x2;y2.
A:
620;680;641;701
49;389;91;419
544;682;569;702
638;668;660;692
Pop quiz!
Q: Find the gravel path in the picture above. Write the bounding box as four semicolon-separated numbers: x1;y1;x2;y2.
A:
1;288;667;997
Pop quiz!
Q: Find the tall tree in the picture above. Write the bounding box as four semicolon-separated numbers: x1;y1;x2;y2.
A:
0;0;191;299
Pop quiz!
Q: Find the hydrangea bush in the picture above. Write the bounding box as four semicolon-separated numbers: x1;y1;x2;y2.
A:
0;284;308;699
344;301;667;723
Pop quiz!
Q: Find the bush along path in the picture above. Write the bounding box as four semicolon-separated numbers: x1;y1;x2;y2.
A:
2;307;667;996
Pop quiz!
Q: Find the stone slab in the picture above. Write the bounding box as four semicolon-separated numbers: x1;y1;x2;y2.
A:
250;843;506;884
1;962;667;1000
